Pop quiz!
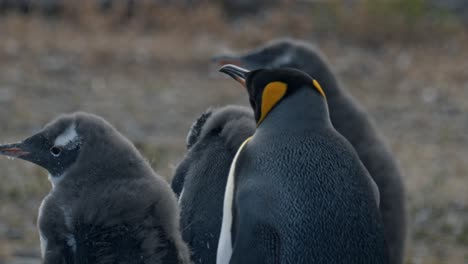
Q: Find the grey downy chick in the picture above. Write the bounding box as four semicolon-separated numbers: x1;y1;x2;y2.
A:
172;105;255;264
0;112;191;264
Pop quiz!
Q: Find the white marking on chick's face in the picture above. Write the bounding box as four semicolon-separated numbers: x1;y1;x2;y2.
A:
54;124;78;147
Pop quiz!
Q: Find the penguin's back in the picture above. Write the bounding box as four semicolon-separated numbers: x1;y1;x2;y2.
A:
231;127;388;263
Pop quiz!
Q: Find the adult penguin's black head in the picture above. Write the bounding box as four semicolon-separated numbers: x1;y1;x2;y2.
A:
220;64;326;125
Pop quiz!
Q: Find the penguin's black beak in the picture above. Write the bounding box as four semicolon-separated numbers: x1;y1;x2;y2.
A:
0;142;30;158
219;64;249;88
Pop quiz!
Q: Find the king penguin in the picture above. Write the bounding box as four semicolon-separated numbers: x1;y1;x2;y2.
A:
214;39;406;264
0;112;191;264
217;65;388;264
171;105;255;264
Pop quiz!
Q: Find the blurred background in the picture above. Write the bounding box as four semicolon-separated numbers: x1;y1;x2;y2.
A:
0;0;467;263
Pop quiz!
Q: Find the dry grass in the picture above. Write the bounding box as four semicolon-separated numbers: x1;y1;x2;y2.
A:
0;2;467;263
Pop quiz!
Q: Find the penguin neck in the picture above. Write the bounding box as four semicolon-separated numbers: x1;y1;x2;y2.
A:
295;56;342;98
48;173;66;189
256;87;331;134
316;70;342;97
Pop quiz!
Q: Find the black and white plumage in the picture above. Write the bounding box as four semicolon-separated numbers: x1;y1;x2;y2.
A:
214;39;406;264
171;105;255;264
0;112;190;264
217;65;388;264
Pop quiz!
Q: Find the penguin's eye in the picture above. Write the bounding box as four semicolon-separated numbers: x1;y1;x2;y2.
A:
50;146;62;157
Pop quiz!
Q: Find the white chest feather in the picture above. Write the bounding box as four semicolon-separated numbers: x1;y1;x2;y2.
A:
216;137;252;264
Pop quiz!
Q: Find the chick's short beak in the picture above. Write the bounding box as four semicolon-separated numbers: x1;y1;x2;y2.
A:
0;142;29;157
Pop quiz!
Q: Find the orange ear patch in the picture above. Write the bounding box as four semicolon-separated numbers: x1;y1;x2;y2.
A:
258;82;288;125
312;79;326;97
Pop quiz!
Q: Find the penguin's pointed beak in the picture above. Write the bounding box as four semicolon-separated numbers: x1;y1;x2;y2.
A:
219;64;249;88
0;142;29;158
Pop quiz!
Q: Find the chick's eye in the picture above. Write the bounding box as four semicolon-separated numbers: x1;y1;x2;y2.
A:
50;146;62;157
